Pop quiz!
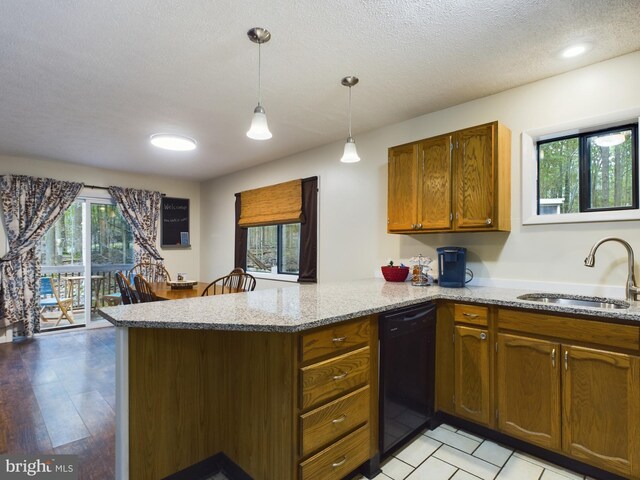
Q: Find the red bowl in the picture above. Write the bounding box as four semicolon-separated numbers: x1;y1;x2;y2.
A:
381;266;409;282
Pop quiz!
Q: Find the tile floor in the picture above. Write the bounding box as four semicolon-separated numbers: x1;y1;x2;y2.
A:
361;424;596;480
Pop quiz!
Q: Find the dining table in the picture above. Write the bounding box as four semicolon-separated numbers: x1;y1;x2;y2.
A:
149;282;211;300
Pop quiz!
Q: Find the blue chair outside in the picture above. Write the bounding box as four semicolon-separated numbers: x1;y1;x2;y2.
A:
39;277;75;326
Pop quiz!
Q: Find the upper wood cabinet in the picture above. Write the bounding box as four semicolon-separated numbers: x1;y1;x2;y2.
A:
387;121;511;234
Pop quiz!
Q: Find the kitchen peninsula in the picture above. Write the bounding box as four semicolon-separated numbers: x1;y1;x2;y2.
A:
99;279;640;480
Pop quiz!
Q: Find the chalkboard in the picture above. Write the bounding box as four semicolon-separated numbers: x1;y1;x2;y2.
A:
161;197;190;248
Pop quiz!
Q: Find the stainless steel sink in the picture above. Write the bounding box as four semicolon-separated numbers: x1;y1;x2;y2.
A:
517;293;630;310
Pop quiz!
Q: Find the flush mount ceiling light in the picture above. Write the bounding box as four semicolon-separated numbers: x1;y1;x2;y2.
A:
594;133;626;147
560;43;591;59
246;27;272;140
340;76;361;163
150;134;197;151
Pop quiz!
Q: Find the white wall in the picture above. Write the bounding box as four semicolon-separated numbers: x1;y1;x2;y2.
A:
201;51;640;296
0;155;201;339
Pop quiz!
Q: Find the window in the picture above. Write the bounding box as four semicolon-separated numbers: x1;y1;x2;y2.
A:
537;124;638;215
246;223;300;275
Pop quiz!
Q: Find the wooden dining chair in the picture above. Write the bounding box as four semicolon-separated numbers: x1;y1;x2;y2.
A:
201;272;257;296
39;277;75;325
133;274;159;303
128;262;171;282
115;271;138;305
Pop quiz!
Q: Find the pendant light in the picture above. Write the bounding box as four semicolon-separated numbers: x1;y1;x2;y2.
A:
246;27;272;140
340;76;360;163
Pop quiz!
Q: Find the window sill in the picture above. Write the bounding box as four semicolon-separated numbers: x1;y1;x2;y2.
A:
523;209;640;225
249;271;299;283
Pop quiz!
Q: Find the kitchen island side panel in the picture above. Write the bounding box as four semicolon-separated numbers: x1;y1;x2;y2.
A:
127;327;297;480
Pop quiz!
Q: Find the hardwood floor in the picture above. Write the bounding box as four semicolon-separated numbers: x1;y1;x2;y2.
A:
0;326;115;480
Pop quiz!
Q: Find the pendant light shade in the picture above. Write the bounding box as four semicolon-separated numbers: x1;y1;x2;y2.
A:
340;76;360;163
246;27;272;140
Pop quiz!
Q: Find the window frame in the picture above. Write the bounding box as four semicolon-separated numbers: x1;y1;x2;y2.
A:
536;124;638;215
522;110;640;226
246;223;301;281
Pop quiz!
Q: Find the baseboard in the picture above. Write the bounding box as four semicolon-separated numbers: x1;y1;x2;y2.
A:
0;326;13;343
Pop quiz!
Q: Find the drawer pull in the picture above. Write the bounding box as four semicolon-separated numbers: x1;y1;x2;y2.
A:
551;348;556;368
332;336;347;343
332;456;347;468
463;313;479;318
332;371;349;380
332;414;347;424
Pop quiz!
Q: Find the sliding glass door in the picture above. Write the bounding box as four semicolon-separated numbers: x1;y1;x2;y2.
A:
39;196;133;330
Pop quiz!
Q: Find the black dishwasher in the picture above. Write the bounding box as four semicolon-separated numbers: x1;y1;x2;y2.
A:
379;302;436;457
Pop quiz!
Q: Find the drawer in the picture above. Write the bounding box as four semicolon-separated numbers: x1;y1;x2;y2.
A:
299;424;370;480
498;308;640;351
300;386;370;457
454;303;489;326
300;317;370;363
300;346;370;410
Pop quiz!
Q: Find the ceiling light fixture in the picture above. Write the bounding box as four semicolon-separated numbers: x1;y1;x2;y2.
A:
560;43;590;59
340;76;361;163
594;133;626;147
150;134;197;151
246;27;272;140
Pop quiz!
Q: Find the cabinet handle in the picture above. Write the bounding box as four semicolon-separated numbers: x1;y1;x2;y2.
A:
332;414;347;424
450;213;453;221
551;348;556;368
332;456;347;468
333;371;349;380
411;223;416;229
479;332;487;340
463;313;479;318
332;336;347;343
416;223;422;229
564;350;568;370
486;218;492;225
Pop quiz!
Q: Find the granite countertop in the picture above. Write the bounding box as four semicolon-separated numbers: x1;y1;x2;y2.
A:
97;278;640;332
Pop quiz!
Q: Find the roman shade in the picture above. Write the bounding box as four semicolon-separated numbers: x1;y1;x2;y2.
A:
238;179;303;227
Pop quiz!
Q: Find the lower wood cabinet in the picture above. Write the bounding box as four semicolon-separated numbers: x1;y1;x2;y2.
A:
496;333;561;450
454;324;491;426
562;345;640;479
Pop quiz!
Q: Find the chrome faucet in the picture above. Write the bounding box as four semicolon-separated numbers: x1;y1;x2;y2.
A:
584;237;640;301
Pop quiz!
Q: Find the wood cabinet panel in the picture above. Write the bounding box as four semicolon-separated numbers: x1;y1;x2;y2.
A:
300;346;370;410
562;346;640;479
455;123;495;229
418;135;452;230
388;143;419;232
454;303;489;327
454;325;491;425
498;308;640;352
300;386;369;457
300;317;370;364
497;333;561;450
436;303;455;414
299;424;370;480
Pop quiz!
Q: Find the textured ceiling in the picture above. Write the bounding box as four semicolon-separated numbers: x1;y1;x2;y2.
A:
0;0;639;180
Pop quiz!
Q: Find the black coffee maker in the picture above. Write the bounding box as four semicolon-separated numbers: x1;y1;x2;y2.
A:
436;247;468;288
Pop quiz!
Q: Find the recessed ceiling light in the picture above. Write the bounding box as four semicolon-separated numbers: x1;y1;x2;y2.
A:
150;133;197;151
560;43;591;59
594;133;626;147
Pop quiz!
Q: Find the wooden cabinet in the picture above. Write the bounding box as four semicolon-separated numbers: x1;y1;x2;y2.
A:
297;317;377;480
496;333;561;450
454;324;491;426
562;345;640;479
496;308;640;480
387;121;511;234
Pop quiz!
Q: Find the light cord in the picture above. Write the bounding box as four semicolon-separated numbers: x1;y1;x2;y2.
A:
348;86;352;137
258;42;262;106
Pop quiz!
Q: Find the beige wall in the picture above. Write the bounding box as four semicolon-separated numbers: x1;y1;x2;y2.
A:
201;51;640;296
0;155;201;339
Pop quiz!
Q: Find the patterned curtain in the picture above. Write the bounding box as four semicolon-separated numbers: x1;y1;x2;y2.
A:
108;186;164;267
0;175;83;336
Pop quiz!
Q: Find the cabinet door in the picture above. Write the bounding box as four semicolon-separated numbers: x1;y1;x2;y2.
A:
562;346;640;479
497;333;561;450
454;123;495;229
418;135;452;230
388;143;419;232
454;325;491;425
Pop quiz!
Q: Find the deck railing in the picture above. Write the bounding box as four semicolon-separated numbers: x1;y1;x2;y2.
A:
41;264;133;309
